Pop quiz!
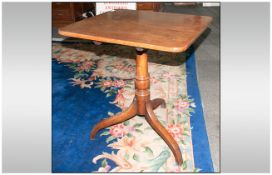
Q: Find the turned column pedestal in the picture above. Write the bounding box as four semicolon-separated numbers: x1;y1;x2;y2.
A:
90;48;183;165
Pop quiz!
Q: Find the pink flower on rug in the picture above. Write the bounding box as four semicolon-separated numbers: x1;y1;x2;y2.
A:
113;64;134;73
102;80;113;87
98;165;111;172
77;60;94;71
175;99;190;112
109;124;127;138
113;80;126;87
167;124;183;142
150;76;158;84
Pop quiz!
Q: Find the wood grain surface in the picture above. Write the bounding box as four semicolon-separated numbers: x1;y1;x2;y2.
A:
59;9;212;52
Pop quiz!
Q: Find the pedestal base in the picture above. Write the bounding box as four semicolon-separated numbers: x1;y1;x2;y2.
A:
90;49;183;165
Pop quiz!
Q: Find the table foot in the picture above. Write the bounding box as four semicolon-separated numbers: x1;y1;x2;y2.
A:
145;101;183;165
90;98;137;139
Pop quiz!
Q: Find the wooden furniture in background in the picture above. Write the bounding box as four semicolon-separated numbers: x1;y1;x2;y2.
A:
137;2;161;11
52;2;94;28
59;10;212;165
53;2;160;28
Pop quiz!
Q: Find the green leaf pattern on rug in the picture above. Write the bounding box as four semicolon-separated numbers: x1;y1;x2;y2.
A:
133;154;140;162
144;146;154;157
147;150;171;172
105;136;116;143
100;131;110;136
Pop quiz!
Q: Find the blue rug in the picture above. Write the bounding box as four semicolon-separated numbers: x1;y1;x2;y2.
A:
52;42;214;173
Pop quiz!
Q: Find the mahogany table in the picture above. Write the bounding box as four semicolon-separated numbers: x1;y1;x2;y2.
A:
59;9;212;165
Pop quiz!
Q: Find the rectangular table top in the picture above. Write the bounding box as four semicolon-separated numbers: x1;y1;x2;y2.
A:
59;10;212;53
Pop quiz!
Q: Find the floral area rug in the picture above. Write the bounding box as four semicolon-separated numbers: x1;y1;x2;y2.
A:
52;42;214;173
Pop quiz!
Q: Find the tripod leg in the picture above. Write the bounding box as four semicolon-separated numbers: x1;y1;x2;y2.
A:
151;98;166;109
145;101;183;165
90;99;137;139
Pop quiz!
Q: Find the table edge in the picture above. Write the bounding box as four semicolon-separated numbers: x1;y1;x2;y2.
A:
58;15;213;53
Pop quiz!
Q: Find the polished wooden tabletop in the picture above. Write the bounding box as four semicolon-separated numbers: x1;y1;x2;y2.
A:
59;10;212;52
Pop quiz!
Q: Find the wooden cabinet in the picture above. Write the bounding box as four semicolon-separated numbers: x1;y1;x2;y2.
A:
52;2;94;28
52;2;160;28
137;3;161;11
